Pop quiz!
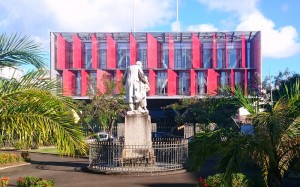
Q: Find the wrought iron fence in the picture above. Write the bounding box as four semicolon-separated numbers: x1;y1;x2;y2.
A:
88;138;188;174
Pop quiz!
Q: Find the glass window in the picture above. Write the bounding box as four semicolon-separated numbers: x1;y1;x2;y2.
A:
247;42;251;68
248;71;252;94
88;72;97;95
72;71;81;96
84;42;92;69
77;71;81;96
117;43;130;69
235;71;244;88
203;43;213;69
156;71;168;95
197;71;207;95
99;43;107;69
66;42;73;69
56;74;62;92
217;44;226;68
178;71;190;95
228;43;241;68
138;43;148;68
220;71;230;87
159;43;169;69
174;43;191;69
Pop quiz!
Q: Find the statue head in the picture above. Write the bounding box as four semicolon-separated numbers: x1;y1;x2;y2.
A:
136;61;143;67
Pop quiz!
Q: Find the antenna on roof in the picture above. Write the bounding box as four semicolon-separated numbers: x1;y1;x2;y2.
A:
176;0;179;38
133;0;135;36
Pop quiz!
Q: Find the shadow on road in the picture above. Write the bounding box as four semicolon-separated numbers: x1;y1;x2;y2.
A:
143;184;195;187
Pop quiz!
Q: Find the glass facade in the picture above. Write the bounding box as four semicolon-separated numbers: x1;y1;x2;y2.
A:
228;43;242;68
66;42;73;69
159;43;169;69
99;43;107;69
174;43;191;69
197;71;207;95
72;71;81;96
53;31;260;97
217;43;226;68
156;71;168;95
117;43;130;69
247;42;251;68
138;43;148;68
88;71;97;95
203;43;213;69
84;42;92;69
178;71;190;95
219;71;230;87
235;71;244;88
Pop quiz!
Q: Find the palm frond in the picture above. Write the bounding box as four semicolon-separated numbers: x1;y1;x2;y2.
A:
0;71;86;156
233;86;256;114
0;33;46;68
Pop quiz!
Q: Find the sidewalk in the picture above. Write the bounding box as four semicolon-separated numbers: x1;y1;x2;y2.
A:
0;150;197;187
1;150;299;187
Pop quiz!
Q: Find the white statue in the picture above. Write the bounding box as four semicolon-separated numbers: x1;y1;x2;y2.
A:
122;61;149;114
140;76;150;112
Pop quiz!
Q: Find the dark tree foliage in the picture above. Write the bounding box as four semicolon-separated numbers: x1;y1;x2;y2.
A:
77;75;127;135
189;79;300;187
274;73;300;101
166;96;240;135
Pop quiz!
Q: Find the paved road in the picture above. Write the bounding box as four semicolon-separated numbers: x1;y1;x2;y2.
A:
1;150;299;187
0;151;197;187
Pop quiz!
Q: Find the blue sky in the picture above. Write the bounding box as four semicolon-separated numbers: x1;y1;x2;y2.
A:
1;0;299;79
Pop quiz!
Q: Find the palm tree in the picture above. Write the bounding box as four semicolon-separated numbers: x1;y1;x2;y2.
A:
0;70;86;155
190;80;300;187
0;33;86;155
0;33;46;68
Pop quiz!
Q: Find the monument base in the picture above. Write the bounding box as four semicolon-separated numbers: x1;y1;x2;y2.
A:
122;113;155;165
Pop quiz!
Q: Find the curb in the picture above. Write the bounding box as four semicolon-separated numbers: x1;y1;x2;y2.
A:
86;166;188;176
0;162;31;170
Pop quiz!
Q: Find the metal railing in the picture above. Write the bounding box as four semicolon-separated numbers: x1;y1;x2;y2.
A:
88;138;188;174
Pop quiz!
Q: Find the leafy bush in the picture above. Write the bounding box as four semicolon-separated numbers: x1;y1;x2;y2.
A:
17;176;54;187
197;173;249;187
0;153;23;165
0;177;9;187
20;151;31;161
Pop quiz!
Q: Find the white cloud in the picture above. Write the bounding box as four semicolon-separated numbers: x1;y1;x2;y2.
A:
236;11;300;58
196;0;300;59
197;0;259;16
44;0;174;32
171;21;181;32
0;0;175;53
187;24;218;32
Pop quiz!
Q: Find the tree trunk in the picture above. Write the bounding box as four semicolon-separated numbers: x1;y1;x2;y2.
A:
108;119;115;136
267;166;282;187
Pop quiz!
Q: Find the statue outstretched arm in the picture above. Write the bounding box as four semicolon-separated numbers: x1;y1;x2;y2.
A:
138;69;147;84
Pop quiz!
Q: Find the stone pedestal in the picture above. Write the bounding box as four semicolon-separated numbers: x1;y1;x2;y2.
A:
122;113;155;165
124;113;152;146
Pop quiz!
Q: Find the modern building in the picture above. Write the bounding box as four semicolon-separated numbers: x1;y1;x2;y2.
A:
0;67;23;80
50;31;261;101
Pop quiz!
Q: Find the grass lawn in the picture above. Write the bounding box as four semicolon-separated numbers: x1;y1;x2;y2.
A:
25;146;59;155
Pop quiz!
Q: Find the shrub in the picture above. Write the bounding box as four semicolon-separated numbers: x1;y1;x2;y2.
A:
20;151;31;161
16;176;54;187
197;173;249;187
0;177;9;187
0;153;23;165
